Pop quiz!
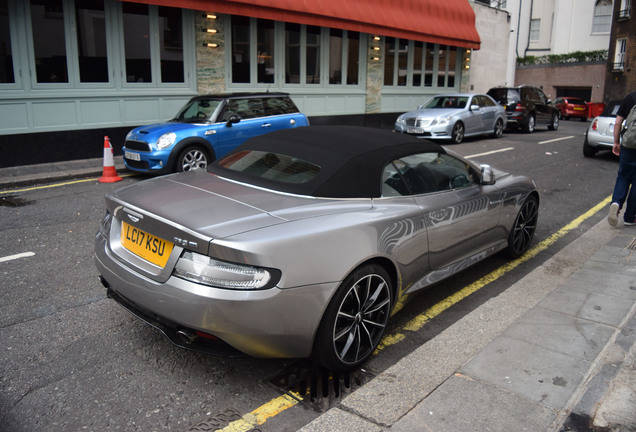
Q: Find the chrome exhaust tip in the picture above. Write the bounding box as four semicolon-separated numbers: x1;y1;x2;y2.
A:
177;329;198;345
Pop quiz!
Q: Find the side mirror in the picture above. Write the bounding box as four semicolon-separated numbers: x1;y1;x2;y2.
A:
226;115;241;127
480;164;495;185
470;104;480;112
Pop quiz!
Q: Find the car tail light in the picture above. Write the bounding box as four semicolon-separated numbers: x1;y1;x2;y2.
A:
592;119;598;131
513;103;525;112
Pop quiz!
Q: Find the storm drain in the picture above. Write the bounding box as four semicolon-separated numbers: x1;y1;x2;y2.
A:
266;361;375;412
180;408;262;432
627;238;636;250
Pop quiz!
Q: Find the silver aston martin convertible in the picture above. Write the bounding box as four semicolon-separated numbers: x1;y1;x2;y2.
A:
95;126;539;371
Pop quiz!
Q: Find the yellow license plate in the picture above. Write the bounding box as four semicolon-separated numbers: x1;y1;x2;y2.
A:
121;222;174;267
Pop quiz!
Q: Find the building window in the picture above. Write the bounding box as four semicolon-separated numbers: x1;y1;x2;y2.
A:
529;19;540;41
76;0;108;83
329;29;359;85
229;16;363;88
614;38;626;71
257;19;275;84
31;0;68;83
592;0;612;33
384;39;457;89
618;0;631;19
0;0;15;84
21;0;191;88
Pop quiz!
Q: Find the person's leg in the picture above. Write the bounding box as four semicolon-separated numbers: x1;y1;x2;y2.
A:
623;149;636;223
610;150;636;226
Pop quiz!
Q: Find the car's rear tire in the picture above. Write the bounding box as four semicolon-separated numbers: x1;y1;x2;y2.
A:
312;264;392;371
506;195;538;259
492;118;504;138
581;117;588;122
524;115;535;133
583;136;597;158
451;122;465;143
548;113;559;131
176;146;210;172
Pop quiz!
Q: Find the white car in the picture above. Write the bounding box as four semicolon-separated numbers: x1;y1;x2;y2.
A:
583;100;621;157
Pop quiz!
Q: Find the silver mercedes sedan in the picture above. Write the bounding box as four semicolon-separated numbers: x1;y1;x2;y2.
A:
95;126;538;371
394;93;507;144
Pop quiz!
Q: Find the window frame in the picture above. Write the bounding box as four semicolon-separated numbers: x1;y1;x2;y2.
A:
592;0;612;34
226;15;366;90
15;0;195;91
613;38;627;71
0;0;20;90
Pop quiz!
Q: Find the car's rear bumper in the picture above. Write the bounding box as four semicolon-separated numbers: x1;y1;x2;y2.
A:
94;232;337;359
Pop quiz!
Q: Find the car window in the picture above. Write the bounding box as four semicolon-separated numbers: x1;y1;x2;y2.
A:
382;152;477;197
264;97;299;116
422;96;469;109
218;150;320;184
175;98;222;122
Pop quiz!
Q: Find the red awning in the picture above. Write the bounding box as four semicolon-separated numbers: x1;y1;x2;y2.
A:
127;0;481;49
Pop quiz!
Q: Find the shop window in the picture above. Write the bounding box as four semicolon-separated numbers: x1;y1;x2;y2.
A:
122;3;151;83
31;0;68;83
158;6;183;83
76;0;108;82
0;0;14;84
257;19;274;84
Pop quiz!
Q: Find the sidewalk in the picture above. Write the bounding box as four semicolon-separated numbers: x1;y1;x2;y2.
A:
1;159;635;432
301;218;636;431
0;156;128;189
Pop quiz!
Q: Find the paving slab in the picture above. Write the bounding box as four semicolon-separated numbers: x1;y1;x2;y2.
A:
390;374;557;432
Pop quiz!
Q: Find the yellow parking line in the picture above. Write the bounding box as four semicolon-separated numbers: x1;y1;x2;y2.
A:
0;174;135;195
216;393;302;432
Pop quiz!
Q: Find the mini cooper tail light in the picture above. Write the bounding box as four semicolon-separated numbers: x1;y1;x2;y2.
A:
592;119;599;131
173;251;274;290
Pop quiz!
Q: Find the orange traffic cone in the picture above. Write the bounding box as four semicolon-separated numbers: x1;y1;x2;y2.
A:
98;136;123;183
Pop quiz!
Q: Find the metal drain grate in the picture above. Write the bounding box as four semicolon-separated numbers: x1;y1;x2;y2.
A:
627;238;636;250
266;361;374;412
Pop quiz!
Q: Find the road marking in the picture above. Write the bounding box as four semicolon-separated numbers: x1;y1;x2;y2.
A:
465;147;515;158
0;174;135;195
217;196;612;430
538;135;575;144
216;393;302;432
0;252;35;263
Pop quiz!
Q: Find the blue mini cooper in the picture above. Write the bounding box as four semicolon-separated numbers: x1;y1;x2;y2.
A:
122;93;309;174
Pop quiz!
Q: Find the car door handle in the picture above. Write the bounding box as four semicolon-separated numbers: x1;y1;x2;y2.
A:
262;123;272;128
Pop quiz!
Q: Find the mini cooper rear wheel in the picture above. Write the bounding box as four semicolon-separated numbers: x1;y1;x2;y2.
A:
506;195;538;258
177;146;209;172
313;264;392;371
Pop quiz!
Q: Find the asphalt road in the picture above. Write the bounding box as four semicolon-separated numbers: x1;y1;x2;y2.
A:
0;119;617;432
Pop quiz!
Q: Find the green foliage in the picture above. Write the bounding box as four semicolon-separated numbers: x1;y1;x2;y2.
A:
517;50;608;66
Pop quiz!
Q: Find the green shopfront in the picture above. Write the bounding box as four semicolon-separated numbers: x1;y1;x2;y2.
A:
0;0;480;167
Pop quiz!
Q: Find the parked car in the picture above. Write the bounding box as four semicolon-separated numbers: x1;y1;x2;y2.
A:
96;126;539;371
394;93;507;144
553;97;588;121
122;93;309;175
487;85;559;133
583;100;622;157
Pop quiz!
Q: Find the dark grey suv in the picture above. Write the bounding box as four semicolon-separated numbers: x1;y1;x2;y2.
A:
487;85;559;133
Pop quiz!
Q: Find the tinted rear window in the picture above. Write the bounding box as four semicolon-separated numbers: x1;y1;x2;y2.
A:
218;150;320;184
487;88;519;104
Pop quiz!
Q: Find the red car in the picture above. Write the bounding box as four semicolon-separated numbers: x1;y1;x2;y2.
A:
553;97;588;121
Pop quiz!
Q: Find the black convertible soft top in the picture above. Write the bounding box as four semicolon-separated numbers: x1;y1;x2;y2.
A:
208;126;446;198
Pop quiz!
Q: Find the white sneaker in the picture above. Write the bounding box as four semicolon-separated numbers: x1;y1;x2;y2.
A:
608;202;620;227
